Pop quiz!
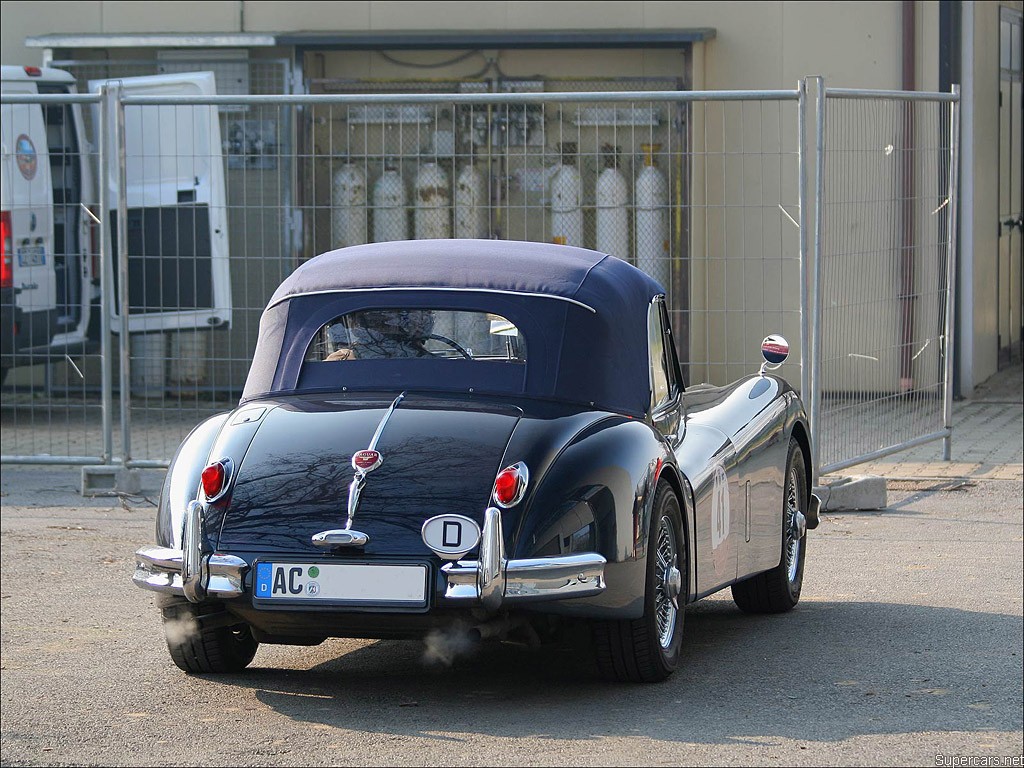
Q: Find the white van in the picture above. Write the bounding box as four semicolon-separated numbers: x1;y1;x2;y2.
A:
1;65;94;379
1;65;230;381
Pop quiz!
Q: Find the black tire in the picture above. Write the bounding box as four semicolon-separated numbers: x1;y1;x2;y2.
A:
160;601;258;674
594;481;686;683
731;439;808;613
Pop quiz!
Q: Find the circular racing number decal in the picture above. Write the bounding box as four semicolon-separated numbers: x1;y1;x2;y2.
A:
421;514;481;560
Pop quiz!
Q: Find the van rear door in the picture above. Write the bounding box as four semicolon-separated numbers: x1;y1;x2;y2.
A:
90;71;230;333
1;78;58;352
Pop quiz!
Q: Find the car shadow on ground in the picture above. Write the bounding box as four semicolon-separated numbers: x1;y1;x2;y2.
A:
205;598;1023;745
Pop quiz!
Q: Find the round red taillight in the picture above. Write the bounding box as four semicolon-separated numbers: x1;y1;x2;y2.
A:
493;463;528;508
201;462;226;498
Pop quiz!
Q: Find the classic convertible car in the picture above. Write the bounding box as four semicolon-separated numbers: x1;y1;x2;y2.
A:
133;239;820;683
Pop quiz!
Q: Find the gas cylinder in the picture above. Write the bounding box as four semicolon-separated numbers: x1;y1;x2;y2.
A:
595;144;629;259
634;143;670;288
414;161;451;240
372;158;408;243
454;161;489;239
331;159;367;248
549;142;583;247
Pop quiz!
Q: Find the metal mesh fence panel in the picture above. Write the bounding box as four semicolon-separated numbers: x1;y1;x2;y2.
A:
687;96;802;388
1;90;108;463
2;83;808;466
815;91;957;473
58;59;292;465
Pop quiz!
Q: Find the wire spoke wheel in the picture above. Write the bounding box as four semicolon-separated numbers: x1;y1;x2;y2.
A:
594;481;686;682
784;466;803;584
654;513;680;648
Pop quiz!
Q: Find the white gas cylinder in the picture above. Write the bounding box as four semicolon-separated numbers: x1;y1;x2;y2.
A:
372;159;408;243
454;161;489;239
331;160;368;248
635;143;670;288
550;142;583;247
595;145;629;259
414;161;451;241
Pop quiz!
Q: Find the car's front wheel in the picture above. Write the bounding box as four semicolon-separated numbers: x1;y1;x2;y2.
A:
731;439;808;613
594;481;686;683
159;598;259;674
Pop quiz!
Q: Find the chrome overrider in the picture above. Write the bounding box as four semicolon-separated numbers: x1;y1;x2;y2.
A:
134;502;607;609
133;500;248;602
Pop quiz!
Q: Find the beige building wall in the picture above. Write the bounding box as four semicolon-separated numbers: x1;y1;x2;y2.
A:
1;0;1016;390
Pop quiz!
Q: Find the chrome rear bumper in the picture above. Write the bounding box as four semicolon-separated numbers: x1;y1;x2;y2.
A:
133;546;248;598
133;503;607;611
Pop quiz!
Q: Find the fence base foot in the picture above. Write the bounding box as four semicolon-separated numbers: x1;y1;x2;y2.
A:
81;466;142;496
812;475;887;512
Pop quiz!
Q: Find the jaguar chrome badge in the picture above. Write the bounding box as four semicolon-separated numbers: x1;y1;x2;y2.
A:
352;449;383;473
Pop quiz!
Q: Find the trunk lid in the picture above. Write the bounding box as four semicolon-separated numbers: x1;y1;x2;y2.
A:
217;394;521;557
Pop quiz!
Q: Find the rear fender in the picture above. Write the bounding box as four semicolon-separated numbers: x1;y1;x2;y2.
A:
156;412;228;549
156;403;278;550
509;418;674;620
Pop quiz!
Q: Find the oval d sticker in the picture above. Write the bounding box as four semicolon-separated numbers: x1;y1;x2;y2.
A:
421;514;481;560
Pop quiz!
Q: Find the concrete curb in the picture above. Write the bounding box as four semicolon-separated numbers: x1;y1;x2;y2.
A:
81;466;143;496
813;475;888;512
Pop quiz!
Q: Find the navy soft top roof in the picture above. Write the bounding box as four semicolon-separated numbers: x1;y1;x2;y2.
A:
266;239;647;310
244;240;666;417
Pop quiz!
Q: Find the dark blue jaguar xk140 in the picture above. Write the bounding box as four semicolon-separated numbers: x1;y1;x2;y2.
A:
133;239;819;682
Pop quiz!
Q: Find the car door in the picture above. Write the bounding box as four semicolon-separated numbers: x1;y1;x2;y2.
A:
89;71;231;334
650;297;740;595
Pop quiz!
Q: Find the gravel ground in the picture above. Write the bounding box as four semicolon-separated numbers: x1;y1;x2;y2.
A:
1;468;1021;767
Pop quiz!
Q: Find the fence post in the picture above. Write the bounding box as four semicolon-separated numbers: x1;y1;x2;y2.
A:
797;78;810;426
943;85;961;461
98;85;114;465
112;83;132;467
810;76;826;482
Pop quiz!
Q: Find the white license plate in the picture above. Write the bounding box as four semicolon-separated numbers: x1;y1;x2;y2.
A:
17;244;45;267
253;561;428;607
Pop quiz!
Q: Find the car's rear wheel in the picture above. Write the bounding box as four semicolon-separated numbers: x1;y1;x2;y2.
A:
594;481;686;683
731;439;808;613
160;600;258;674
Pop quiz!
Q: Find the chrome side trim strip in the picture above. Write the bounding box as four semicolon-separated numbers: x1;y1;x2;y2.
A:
267;287;598;314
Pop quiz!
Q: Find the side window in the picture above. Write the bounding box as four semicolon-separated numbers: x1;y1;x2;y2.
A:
648;300;671;410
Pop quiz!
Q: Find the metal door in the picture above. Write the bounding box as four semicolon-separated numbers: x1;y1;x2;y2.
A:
999;7;1023;366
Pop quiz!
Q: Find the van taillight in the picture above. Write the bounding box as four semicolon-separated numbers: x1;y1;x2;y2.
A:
23;66;42;77
1;211;12;289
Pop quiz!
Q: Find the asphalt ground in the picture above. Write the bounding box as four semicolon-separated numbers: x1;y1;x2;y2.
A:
1;466;1022;767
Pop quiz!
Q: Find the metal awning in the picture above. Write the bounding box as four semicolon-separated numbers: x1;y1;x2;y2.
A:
280;28;716;50
26;28;714;52
25;33;277;49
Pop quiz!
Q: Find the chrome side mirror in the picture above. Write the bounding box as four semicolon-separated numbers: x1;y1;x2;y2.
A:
759;334;789;376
